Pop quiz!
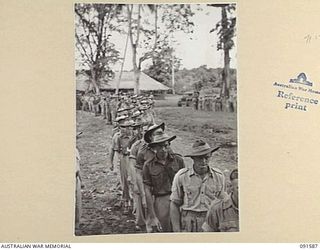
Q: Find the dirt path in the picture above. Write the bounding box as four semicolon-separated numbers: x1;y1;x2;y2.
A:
76;107;237;235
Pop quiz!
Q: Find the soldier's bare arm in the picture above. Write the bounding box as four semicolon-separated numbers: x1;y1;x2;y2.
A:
170;201;181;232
170;172;183;232
109;133;118;171
143;164;162;232
144;185;162;232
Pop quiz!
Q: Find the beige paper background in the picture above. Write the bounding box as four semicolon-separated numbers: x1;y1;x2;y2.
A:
1;0;320;243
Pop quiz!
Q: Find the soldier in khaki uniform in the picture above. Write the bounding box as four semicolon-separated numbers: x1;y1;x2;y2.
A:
110;119;134;214
140;105;155;127
131;110;142;123
216;97;222;112
128;121;146;230
199;96;204;110
143;130;185;232
202;169;239;232
105;95;112;124
170;139;226;232
129;123;165;231
110;95;118;124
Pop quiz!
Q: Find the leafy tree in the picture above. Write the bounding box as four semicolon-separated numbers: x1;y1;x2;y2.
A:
143;36;181;88
75;4;122;93
208;4;236;109
174;66;236;94
126;4;194;94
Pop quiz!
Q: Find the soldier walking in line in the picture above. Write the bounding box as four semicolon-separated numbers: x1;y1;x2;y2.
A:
110;94;118;124
143;130;185;232
215;97;222;112
204;96;210;111
128;121;146;231
170;139;226;232
105;95;112;124
199;96;204;110
129;122;165;231
208;96;213;111
110;119;134;215
192;96;198;111
202;169;239;232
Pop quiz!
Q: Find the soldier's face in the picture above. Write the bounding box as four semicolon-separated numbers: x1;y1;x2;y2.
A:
153;142;169;160
192;153;212;174
132;127;142;137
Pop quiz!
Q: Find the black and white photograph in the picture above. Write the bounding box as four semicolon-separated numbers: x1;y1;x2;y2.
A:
75;3;238;235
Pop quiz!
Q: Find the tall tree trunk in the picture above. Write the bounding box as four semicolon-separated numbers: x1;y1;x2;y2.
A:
90;66;100;94
223;49;230;98
221;6;229;111
116;27;130;94
128;4;141;95
134;67;141;95
171;55;175;94
152;5;158;66
132;44;141;94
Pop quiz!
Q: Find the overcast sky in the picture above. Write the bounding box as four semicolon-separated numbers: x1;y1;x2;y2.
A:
75;4;237;71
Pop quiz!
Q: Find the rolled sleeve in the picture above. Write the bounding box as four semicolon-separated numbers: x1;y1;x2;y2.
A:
177;156;185;170
170;171;183;206
129;140;140;159
221;174;226;193
111;133;120;151
142;163;152;187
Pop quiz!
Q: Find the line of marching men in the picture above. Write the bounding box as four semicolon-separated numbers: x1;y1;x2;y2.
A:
108;94;239;233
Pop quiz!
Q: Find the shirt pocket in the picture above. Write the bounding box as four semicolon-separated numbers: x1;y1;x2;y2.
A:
205;184;223;200
150;167;164;190
185;185;200;206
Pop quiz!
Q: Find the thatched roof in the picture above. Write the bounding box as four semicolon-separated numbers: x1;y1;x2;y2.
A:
103;71;170;91
76;71;170;91
76;72;92;92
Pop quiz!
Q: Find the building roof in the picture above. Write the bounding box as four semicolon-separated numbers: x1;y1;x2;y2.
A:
102;71;170;91
76;71;170;91
76;72;92;92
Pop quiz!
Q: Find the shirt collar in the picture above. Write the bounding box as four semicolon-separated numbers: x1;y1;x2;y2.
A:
155;158;167;166
150;150;174;165
189;165;214;177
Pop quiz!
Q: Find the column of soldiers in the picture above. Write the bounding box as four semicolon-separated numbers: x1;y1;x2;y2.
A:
107;93;239;233
197;95;237;112
197;95;223;112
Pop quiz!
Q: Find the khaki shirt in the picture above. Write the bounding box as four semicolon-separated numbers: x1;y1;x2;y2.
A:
135;142;155;170
142;112;155;126
170;166;226;212
129;139;144;161
143;154;185;196
202;195;239;232
111;132;131;155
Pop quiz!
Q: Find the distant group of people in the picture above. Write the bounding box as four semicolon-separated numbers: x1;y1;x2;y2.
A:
76;92;239;233
79;92;156;124
192;95;237;112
